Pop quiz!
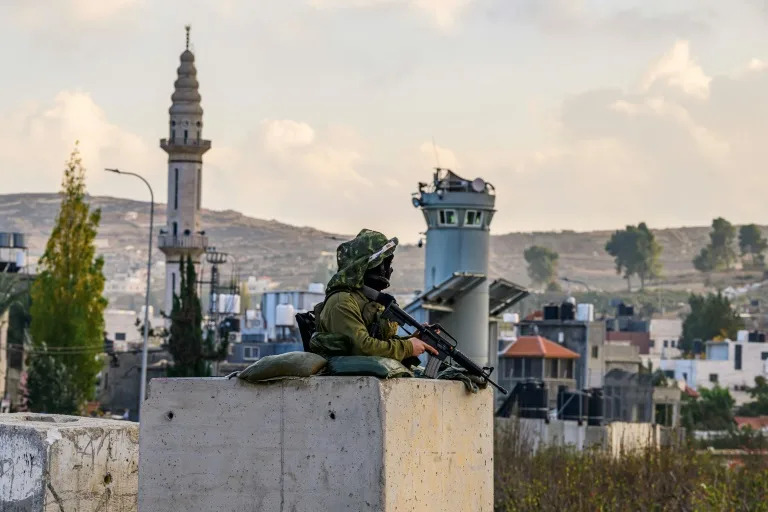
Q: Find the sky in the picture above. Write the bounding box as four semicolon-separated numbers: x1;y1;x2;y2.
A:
2;0;768;242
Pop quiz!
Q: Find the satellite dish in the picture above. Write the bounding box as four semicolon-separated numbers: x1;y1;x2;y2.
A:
471;178;486;193
411;197;421;208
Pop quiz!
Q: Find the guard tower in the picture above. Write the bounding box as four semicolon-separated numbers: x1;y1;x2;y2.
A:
158;26;210;315
410;169;527;367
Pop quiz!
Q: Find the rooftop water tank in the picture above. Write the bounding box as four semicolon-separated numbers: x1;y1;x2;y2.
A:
576;303;594;322
275;304;296;326
11;233;25;248
0;233;10;248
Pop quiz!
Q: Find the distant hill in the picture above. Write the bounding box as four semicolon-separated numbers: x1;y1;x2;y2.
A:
0;193;739;300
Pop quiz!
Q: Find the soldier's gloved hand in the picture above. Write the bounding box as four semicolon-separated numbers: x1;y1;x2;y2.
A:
377;292;396;307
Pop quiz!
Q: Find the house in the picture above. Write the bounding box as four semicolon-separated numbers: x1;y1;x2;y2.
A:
660;338;768;405
498;335;579;409
734;416;768;433
603;369;681;426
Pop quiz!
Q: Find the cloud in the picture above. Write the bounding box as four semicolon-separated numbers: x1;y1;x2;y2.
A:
308;0;475;30
0;90;156;198
641;40;711;99
418;141;460;169
5;0;140;29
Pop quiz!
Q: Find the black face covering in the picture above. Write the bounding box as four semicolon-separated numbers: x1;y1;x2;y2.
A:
363;255;394;291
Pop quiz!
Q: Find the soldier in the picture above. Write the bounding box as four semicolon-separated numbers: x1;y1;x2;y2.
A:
309;229;438;361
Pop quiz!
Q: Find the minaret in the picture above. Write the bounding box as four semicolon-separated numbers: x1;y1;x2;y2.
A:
159;26;210;316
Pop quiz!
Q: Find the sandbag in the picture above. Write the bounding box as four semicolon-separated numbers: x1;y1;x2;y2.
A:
326;356;413;379
238;351;327;383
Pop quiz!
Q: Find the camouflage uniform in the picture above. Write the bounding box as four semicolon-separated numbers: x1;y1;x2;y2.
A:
309;229;414;360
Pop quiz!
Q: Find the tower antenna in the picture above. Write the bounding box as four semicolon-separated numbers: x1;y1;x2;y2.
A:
431;136;441;169
185;25;191;50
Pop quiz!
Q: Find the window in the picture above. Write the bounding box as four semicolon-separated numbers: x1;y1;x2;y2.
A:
243;346;260;361
184;129;188;142
174;168;179;210
663;340;668;348
761;352;768;361
197;168;202;209
523;357;532;378
437;209;457;226
649;340;655;348
671;340;676;348
115;332;126;341
547;359;558;378
683;372;688;381
591;346;599;359
735;344;743;370
513;357;523;377
171;272;176;295
172;222;178;237
464;210;483;227
709;373;718;383
663;370;674;378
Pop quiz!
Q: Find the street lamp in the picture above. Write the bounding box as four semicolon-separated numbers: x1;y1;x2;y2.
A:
105;168;154;420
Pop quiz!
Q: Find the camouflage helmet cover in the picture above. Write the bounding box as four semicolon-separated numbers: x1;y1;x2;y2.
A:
326;229;398;292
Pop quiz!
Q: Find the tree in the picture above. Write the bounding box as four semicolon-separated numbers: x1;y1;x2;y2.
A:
604;222;662;291
739;224;767;269
694;217;737;272
681;292;743;348
681;385;735;431
24;343;79;414
167;256;227;377
737;376;768;417
523;246;559;289
28;145;107;413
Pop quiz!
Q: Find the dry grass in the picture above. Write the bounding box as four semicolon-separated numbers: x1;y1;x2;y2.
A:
494;421;768;512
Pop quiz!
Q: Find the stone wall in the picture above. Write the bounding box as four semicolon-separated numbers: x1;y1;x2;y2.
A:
0;413;139;511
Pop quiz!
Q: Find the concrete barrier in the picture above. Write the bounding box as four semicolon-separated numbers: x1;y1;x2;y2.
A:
138;376;493;512
0;413;139;511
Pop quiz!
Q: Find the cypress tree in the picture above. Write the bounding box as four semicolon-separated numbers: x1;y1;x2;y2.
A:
28;144;107;412
168;255;209;376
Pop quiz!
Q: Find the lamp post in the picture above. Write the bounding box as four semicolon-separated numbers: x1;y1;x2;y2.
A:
105;168;154;420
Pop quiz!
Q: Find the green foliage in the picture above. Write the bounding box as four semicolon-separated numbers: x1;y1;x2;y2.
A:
167;256;227;377
737;376;768;417
523;246;559;288
28;145;107;411
681;292;743;348
24;343;79;414
495;422;768;512
739;224;767;269
682;386;735;431
604;222;662;290
694;217;738;272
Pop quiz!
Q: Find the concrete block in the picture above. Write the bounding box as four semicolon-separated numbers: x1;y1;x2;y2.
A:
139;376;493;512
0;413;139;511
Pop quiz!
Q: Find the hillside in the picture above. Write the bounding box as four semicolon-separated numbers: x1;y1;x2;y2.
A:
0;194;734;301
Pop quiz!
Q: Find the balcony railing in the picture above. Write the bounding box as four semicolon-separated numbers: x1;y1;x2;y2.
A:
158;234;208;250
160;138;212;152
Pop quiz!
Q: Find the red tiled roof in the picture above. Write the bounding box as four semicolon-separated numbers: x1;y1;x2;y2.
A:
501;335;580;359
684;386;700;399
734;416;768;430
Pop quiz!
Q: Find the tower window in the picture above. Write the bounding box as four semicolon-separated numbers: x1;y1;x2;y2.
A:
173;222;178;237
184;130;188;142
465;210;483;227
171;272;176;295
437;209;457;226
197;168;202;209
174;168;179;210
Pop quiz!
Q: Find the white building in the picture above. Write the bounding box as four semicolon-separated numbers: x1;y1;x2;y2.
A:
104;309;140;351
660;339;768;404
158;27;210;319
649;318;682;359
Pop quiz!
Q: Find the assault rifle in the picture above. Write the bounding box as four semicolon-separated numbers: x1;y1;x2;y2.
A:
361;286;508;394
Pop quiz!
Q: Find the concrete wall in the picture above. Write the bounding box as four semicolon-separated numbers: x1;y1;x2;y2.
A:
0;413;139;511
0;310;8;406
496;418;671;456
139;376;493;512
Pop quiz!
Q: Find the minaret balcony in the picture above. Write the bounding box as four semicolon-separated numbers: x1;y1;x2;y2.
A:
158;233;208;251
160;138;211;154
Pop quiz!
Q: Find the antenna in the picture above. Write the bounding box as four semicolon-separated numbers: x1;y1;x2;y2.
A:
185;25;191;50
431;136;441;169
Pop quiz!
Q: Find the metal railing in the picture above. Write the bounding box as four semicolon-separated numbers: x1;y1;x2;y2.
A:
158;234;208;249
160;138;211;148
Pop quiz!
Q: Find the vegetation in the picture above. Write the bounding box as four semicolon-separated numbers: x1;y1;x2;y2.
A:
523;245;560;290
681;385;735;431
167;256;227;377
604;222;662;291
495;422;768;512
28;145;107;413
694;217;738;272
737;376;768;417
681;292;743;351
739;224;767;269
